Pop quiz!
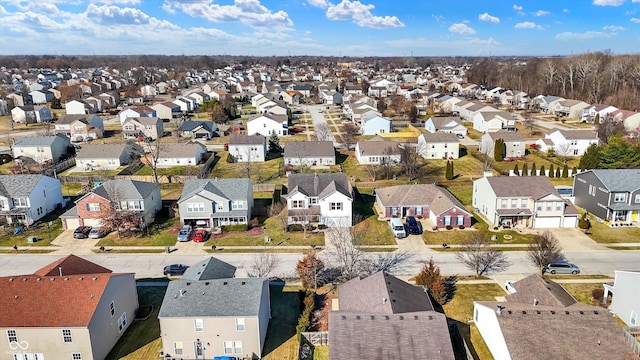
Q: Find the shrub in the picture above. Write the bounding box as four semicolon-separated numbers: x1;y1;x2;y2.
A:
296;290;316;335
317;224;327;230
446;225;453;230
288;224;305;232
226;153;234;163
416;215;423;219
592;288;604;301
458;225;465;229
221;224;248;232
493;226;499;230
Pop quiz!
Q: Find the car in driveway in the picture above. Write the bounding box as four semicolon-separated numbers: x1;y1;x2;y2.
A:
405;216;423;235
544;261;580;275
193;229;208;243
177;225;193;242
163;264;188;276
88;226;110;239
289;127;303;133
73;226;92;239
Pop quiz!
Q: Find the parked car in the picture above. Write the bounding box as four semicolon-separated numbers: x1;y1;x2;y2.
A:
293;110;303;115
405;216;423;235
289;127;303;133
544;261;580;275
456;133;464;139
193;229;208;243
88;226;110;239
73;226;92;239
177;225;193;242
163;264;189;276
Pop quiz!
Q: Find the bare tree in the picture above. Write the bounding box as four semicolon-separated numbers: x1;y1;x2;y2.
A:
399;144;421;181
527;230;565;274
522;112;536;135
247;251;280;278
139;136;168;183
357;252;414;277
315;122;332;142
341;123;358;150
268;203;289;232
553;142;573;163
455;231;511;277
98;182;144;237
364;164;378;182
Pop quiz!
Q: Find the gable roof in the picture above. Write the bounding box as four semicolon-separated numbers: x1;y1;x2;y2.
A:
283;141;334;158
0;175;46;197
429;116;463;129
485;176;561;199
158;277;268;318
123;116;161;126
76;144;130;160
57;114;97;125
548;128;598;140
286;173;352;199
505;274;577;307
356;140;401;156
419;131;459;143
157;142;206;158
582;169;640;192
375;184;468;216
88;179;159;202
485;130;525;142
34;254;112;276
229;134;266;145
180;120;216;132
181;257;237;281
178;178;252;204
14;134;70;147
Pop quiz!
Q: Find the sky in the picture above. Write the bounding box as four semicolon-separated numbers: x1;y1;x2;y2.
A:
1;0;640;57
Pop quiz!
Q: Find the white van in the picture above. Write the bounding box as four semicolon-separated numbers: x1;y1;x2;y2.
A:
389;218;407;238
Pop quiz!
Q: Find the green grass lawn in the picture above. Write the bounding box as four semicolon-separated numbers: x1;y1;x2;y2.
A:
422;214;533;245
210;151;284;183
106;284;166;360
562;282;610;307
0;215;64;247
159;183;184;201
134;165;202;176
96;216;179;247
206;217;325;247
585;214;640;243
442;283;506;360
262;285;302;360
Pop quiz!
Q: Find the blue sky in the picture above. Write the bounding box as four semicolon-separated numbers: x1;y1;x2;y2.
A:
1;0;640;57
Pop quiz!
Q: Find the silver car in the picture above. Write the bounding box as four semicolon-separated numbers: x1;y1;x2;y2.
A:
544;261;580;275
177;225;193;242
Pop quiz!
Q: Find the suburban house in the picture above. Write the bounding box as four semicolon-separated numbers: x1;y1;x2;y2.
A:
283;141;335;166
610;109;640;131
0;255;138;360
474;274;633;360
472;111;517;133
535;128;599;157
573;169;640;226
282;173;353;227
480;131;526;160
76;143;140;171
359;113;392;135
177;178;253;228
424;116;467;136
473;176;579;228
62;179;161;230
151;101;181;121
329;272;455;360
13;134;71;164
375;184;472;228
247;113;289;137
581;103;618;123
158;257;270;360
532;95;564;113
65;99;95;114
0;174;63;226
153;142;207;167
416;131;460;160
122;117;164;140
354;139;402;165
179;121;218;140
11;105;51;124
228;134;267;163
551;99;591;118
118;106;156;124
603;270;640;327
55;114;104;142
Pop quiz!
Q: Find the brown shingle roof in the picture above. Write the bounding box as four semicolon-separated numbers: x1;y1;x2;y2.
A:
375;184;468;216
486;176;560;199
283;141;334;158
356;140;401;156
419;131;460;143
505;274;577;307
229;134;265;145
34;254;112;276
486;130;525;142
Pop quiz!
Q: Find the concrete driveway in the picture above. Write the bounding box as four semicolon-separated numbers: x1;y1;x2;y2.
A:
51;229;100;255
545;228;609;252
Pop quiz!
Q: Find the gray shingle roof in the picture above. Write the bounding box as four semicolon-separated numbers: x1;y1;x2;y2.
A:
419;131;460;143
158;277;268;318
14;134;70;147
178;178;252;204
91;179;159;201
286;173;352;199
76;144;130;160
356;141;401;156
123;117;161;126
158;142;206;158
375;184;468;216
485;130;524;142
283;141;334;158
430;116;463;129
57;114;91;125
180;120;216;132
229;134;266;145
182;257;237;281
485;176;562;199
0;175;45;197
549;128;598;140
587;169;640;192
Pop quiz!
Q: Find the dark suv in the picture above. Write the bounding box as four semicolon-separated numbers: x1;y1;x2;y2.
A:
73;226;92;239
405;216;423;235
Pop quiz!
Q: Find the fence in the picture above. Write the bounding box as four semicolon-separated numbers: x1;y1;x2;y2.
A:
197;153;218;179
57;174;198;184
43;156;76;178
623;326;640;357
301;331;329;346
254;183;276;192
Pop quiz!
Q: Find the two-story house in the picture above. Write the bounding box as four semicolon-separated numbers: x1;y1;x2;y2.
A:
152;142;207;167
354;139;402;165
535;129;599;157
581;103;618;123
158;257;269;360
603;270;640;327
228;134;267;163
118;106;156;125
360;113;392;135
283;141;335;167
55;114;104;142
472;110;517;133
0;255;138;360
573;169;640;226
416;131;460;160
480;131;526;160
121;117;164;140
76;143;140;171
177;178;253;228
247;113;289;137
552;99;590;118
62;180;161;230
283;173;353;227
12;134;70;164
473;176;579;228
65;99;95;115
424;116;467;136
0;174;63;226
151;101;181;121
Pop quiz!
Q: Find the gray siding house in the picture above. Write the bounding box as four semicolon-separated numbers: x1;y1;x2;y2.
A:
573;169;640;225
12;134;70;163
283;141;335;166
228;134;267;163
178;178;253;228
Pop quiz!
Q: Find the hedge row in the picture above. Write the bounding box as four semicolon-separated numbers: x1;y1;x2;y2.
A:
296;290;315;336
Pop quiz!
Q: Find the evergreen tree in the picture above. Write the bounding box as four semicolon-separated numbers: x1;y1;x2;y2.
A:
445;160;454;180
493;139;504;162
556;166;562;177
268;132;281;153
540;165;546;177
572;166;577;176
548;164;555;178
513;164;520;176
531;163;537;176
562;164;569;178
579;144;601;170
522;162;529;176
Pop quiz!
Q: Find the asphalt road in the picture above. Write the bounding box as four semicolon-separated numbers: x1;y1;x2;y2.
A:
1;251;639;279
304;104;337;143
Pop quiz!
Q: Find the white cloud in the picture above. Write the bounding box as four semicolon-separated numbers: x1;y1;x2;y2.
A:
513;4;523;11
631;17;640;23
556;31;610;40
593;0;625;5
86;4;150;25
478;12;500;23
0;5;6;15
515;21;542;29
325;0;405;28
563;8;570;13
308;0;329;8
534;10;550;16
93;0;142;4
603;25;625;31
164;0;293;29
449;22;475;35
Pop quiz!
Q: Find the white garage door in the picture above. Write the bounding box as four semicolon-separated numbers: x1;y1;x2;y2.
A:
562;216;578;228
64;218;80;230
534;216;561;228
83;218;102;227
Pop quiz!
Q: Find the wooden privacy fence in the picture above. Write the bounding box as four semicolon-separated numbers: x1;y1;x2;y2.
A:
623;327;640;357
301;331;328;346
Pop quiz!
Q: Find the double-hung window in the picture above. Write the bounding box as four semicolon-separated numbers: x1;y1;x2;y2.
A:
62;329;72;343
194;318;204;332
330;202;342;211
236;318;245;331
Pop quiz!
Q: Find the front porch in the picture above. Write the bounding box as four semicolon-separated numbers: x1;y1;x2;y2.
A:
495;209;532;229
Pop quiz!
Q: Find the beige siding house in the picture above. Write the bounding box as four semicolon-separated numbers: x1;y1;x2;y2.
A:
158;257;270;360
0;255;138;360
122;117;164;140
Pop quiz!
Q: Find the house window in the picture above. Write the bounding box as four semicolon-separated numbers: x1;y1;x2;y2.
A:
7;329;17;343
589;185;596;196
107;159;116;165
36;147;44;153
86;203;101;212
223;341;243;355
124;125;133;130
545;202;552;211
635;194;640;203
13;198;28;207
187;203;205;212
109;301;115;316
74;125;83;130
72;354;82;360
232;201;244;210
194;318;204;332
510;199;517;208
474;309;479;322
127;201;142;210
62;329;72;343
330;202;343;211
117;313;127;332
631;311;638;326
309;198;318;205
291;200;305;209
236;318;245;331
457;215;465;225
174;341;184;355
145;125;152;129
614;193;626;203
444;216;452;226
501;199;508;209
555;202;562;211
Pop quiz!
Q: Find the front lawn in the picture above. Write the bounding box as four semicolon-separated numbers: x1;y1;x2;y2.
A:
210;151;284;183
0;215;64;247
422;214;533;245
96;216;179;247
262;285;302;360
585;214;640;243
205;217;325;247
